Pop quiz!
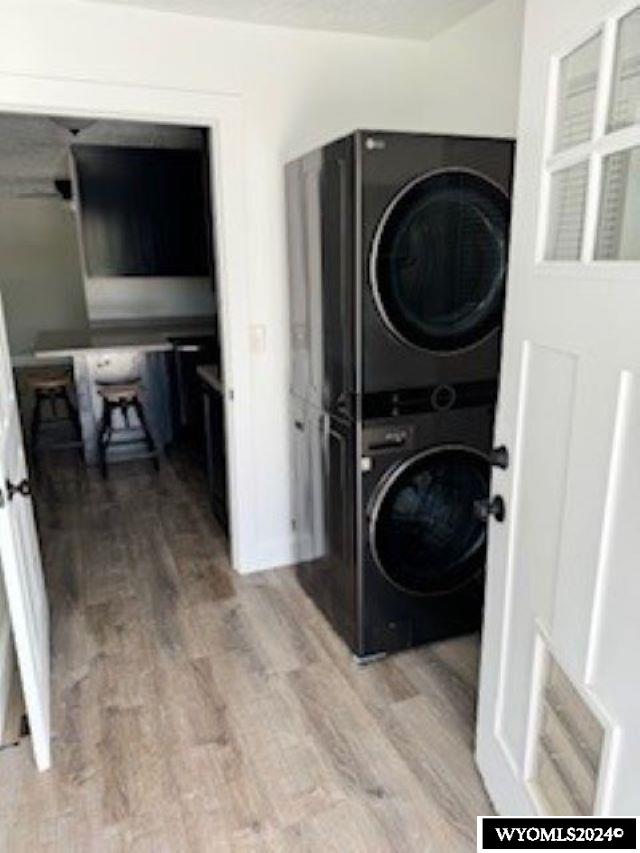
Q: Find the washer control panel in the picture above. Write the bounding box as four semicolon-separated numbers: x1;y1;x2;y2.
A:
362;424;416;455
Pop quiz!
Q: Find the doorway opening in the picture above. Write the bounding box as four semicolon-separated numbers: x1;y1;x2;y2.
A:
0;110;229;530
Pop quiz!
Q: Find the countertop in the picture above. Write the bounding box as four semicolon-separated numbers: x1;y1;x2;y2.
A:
197;363;225;394
34;320;217;358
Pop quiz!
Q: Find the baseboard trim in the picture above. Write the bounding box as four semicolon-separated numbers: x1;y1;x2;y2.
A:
236;534;295;574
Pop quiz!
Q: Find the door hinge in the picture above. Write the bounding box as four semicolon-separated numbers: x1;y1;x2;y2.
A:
6;479;32;501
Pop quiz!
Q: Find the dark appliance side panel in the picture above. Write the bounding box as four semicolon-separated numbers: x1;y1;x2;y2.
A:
295;413;359;653
320;135;358;421
287;149;325;409
286;156;309;402
290;398;326;566
357;131;515;393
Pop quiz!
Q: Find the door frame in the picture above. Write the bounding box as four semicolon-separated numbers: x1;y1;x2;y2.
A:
0;72;253;572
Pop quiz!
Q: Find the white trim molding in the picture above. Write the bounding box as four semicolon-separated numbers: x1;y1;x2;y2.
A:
0;72;256;572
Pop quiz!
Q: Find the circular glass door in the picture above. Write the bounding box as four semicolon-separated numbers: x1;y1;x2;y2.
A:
371;447;489;595
371;171;509;352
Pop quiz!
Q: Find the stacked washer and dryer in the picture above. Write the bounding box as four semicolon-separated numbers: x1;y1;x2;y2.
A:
287;131;514;660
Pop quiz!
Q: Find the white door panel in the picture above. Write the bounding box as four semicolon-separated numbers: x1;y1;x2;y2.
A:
478;0;640;815
588;370;640;813
0;295;50;771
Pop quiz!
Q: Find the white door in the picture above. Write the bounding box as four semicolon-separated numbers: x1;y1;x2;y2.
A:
0;297;50;771
478;0;640;816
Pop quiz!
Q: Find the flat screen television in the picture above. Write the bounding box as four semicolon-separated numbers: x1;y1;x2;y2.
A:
73;144;212;277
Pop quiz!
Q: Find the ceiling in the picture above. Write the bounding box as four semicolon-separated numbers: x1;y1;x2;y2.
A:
0;115;203;200
82;0;494;41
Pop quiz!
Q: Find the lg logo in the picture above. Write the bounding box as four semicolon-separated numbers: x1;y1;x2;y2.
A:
365;137;386;151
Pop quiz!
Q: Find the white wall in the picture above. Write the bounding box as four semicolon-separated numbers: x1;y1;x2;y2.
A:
0;0;524;572
84;277;215;323
0;198;88;356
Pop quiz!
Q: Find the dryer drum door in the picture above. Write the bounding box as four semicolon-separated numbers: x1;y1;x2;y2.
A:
371;171;509;352
370;447;490;595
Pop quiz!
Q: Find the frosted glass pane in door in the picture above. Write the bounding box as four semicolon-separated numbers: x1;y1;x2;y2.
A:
555;34;602;151
545;162;589;260
608;7;640;132
595;146;640;259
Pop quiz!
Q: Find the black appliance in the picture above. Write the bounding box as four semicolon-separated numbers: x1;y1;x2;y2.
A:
294;393;496;659
288;130;514;418
287;130;514;658
361;132;514;393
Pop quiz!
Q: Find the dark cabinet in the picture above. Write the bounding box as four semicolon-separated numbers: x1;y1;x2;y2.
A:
73;145;212;277
167;335;218;446
202;378;228;534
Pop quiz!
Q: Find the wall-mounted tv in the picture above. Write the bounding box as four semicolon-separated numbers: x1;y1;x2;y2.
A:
73;145;211;277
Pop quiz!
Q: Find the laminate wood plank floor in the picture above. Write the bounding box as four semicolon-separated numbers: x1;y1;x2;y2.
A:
0;450;492;851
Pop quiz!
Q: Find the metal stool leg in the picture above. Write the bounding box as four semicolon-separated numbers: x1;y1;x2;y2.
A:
96;382;160;474
59;387;82;443
31;389;45;455
132;398;159;471
97;399;113;479
58;386;84;460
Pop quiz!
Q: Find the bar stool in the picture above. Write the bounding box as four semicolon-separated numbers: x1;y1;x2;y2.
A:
25;367;82;455
96;379;159;478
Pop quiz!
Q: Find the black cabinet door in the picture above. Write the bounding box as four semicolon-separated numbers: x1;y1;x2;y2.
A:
168;336;217;445
202;384;228;534
74;145;211;277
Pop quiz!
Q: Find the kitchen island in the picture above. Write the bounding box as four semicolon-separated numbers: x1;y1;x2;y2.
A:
34;320;217;464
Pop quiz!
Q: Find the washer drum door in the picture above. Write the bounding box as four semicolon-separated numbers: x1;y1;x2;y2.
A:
369;446;490;596
371;170;510;353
